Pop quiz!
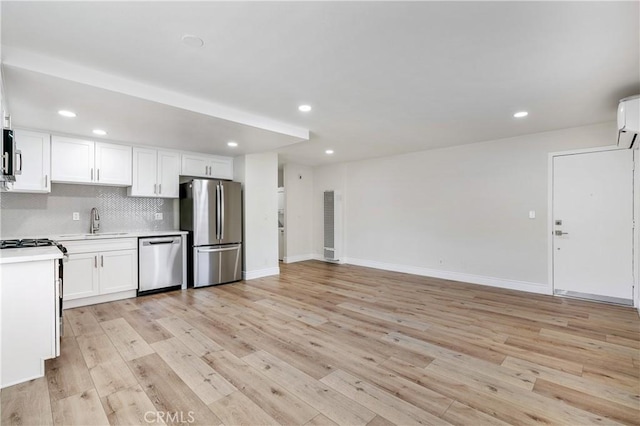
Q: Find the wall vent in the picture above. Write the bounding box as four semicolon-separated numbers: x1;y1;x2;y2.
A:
323;190;342;262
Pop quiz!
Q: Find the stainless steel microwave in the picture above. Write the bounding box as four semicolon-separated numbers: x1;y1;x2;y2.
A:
1;128;21;182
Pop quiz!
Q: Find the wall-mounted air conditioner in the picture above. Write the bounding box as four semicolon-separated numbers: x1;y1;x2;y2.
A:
617;95;639;149
323;190;342;262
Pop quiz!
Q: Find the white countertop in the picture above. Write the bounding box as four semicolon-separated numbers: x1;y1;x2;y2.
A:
0;231;188;263
0;246;64;265
49;230;188;242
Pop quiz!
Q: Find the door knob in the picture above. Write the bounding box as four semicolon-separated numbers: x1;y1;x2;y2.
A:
554;230;569;236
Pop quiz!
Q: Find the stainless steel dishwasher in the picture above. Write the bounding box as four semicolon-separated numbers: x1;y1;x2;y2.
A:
138;235;183;294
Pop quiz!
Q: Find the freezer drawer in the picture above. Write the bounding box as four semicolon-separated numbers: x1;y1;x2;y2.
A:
194;244;242;287
139;236;183;294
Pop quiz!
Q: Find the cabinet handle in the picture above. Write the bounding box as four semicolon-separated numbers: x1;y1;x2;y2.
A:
97;169;100;181
94;256;97;268
91;168;94;181
158;184;162;194
101;255;104;267
154;183;157;194
45;175;48;188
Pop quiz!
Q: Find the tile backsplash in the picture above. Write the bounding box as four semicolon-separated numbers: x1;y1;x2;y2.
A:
0;184;177;238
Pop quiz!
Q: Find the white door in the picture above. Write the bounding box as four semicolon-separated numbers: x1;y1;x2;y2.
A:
63;253;100;300
130;147;158;196
157;150;180;198
209;157;233;180
95;142;132;185
51;136;94;183
181;154;209;177
9;130;50;193
553;149;634;304
99;249;137;294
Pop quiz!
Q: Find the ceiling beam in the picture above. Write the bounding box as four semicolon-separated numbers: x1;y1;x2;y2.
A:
1;46;310;140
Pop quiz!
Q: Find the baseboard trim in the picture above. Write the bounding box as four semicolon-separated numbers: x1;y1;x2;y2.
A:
311;253;346;264
344;257;551;295
244;267;280;280
283;254;315;264
63;290;137;309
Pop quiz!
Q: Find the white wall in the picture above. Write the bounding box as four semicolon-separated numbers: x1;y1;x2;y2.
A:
283;163;314;262
234;152;279;279
312;122;617;294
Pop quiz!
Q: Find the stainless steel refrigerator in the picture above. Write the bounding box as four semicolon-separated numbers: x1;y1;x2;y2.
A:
180;179;242;287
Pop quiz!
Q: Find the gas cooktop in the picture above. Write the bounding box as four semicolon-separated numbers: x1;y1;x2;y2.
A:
0;239;67;253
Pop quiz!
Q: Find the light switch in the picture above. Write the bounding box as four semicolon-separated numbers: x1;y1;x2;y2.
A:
528;210;536;219
155;213;163;220
72;212;80;221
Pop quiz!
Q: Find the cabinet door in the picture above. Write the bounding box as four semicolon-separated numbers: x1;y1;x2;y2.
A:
51;136;94;183
63;253;100;300
209;156;233;180
157;150;180;198
181;154;209;177
129;147;157;197
99;249;137;294
95;142;132;186
7;130;51;193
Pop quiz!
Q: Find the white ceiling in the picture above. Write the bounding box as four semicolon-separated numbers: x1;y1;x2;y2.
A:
1;2;638;166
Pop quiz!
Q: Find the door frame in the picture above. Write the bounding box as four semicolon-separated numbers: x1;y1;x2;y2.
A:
547;146;637;307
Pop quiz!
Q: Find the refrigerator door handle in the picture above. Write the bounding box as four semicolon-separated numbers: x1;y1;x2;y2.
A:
197;246;240;253
220;183;225;241
216;184;221;240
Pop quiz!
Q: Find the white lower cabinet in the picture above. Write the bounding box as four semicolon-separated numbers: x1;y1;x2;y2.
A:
63;238;138;308
99;250;137;294
64;252;100;300
1;257;60;388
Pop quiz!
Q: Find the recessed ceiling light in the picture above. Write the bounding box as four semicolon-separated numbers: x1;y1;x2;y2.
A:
92;129;107;136
513;111;529;118
181;34;204;48
298;105;312;112
325;149;334;155
227;141;238;147
58;110;76;118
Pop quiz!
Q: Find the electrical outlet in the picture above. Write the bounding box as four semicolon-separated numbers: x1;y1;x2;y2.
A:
529;210;536;219
72;212;80;221
155;213;163;220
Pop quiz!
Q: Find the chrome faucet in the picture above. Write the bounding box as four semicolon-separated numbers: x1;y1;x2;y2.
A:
90;207;100;234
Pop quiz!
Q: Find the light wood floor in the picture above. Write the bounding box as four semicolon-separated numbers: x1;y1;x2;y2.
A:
2;260;639;425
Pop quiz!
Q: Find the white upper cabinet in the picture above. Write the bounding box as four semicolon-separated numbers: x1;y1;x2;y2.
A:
51;136;94;183
181;154;209;178
181;153;233;180
51;136;132;186
128;147;179;198
157;150;180;197
3;130;51;193
95;142;132;185
129;147;157;196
